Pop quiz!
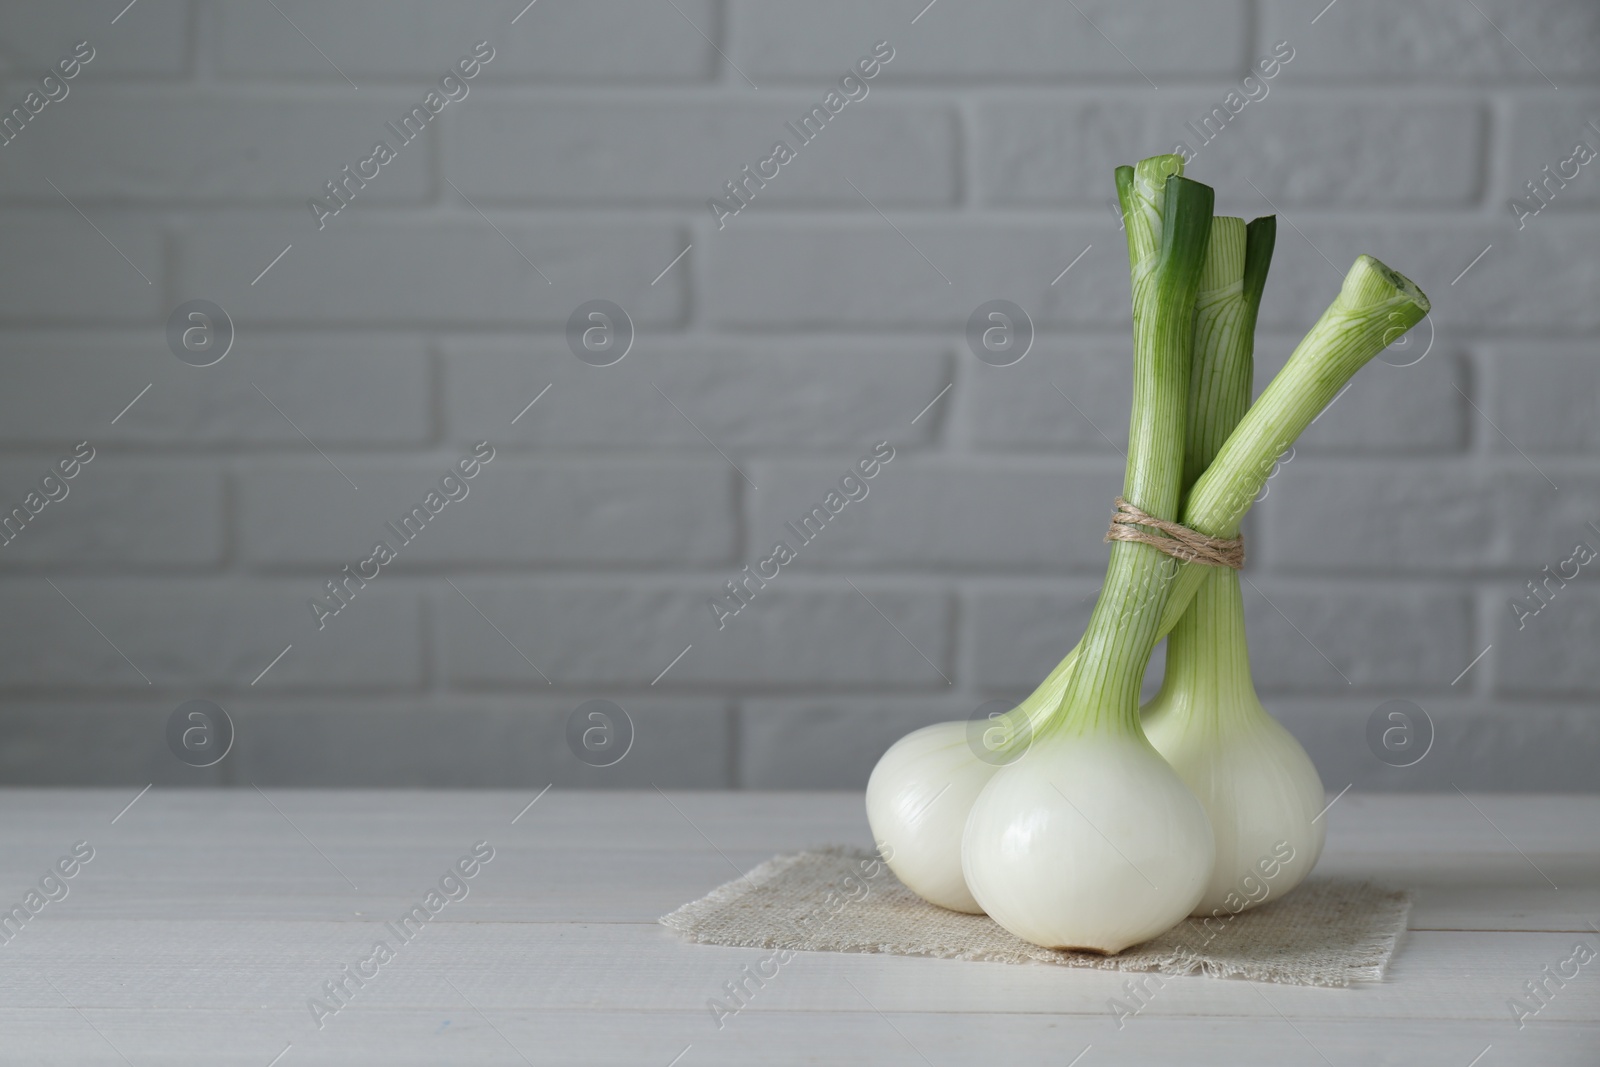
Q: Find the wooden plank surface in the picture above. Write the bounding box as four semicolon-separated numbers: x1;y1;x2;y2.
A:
0;789;1595;1065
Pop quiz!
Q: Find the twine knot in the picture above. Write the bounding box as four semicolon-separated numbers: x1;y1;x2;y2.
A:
1104;497;1244;569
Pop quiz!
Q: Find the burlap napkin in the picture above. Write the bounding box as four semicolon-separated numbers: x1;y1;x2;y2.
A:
661;847;1411;987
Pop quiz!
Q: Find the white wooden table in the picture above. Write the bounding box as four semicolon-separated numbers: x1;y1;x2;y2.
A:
0;789;1595;1065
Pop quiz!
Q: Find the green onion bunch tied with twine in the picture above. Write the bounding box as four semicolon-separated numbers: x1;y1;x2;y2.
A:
867;153;1430;954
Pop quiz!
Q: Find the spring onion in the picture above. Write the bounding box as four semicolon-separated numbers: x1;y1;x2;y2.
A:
960;156;1218;952
1139;213;1329;917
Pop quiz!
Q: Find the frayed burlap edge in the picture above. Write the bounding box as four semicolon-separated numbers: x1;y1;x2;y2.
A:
661;846;1412;988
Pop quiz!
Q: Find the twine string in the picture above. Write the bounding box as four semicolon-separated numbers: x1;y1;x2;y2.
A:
1103;496;1244;569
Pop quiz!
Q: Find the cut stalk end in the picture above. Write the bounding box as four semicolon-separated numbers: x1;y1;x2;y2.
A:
1341;254;1430;319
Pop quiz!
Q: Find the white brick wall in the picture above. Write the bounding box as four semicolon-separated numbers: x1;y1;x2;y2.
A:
0;0;1595;789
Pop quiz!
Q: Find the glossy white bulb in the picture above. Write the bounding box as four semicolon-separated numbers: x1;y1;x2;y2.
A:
865;722;998;914
1143;697;1326;916
962;731;1214;953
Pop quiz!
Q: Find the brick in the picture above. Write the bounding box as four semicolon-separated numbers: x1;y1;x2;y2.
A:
0;332;430;446
437;579;954;688
1504;96;1600;216
215;1;717;81
703;221;1128;329
0;579;422;690
1253;222;1600;334
175;215;687;326
0;459;222;568
441;338;948;450
746;458;1123;573
1255;341;1468;454
0;695;728;789
1496;585;1600;696
1260;461;1496;573
0;1;188;78
1258;697;1600;791
1490;341;1600;453
1493;472;1600;571
227;697;730;788
0;213;162;322
1265;464;1596;575
740;695;980;789
1167;99;1484;207
977;99;1152;208
1492;560;1600;644
0;93;432;204
1241;579;1471;694
447;100;957;207
0;701;227;786
968;337;1131;453
730;1;1247;81
238;458;737;567
1259;0;1600;83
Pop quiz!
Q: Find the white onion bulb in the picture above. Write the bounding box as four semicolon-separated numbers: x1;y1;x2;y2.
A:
1140;571;1327;916
865;722;996;913
961;730;1215;953
1142;681;1325;916
866;659;1077;915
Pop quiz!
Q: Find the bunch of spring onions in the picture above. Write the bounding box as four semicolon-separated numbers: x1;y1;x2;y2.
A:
866;154;1429;954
